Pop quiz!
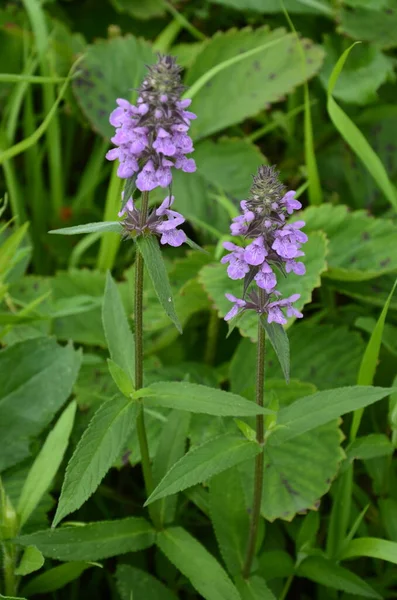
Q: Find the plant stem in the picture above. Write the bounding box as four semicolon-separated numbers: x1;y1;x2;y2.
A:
243;309;266;579
2;542;17;596
134;192;159;526
204;309;219;366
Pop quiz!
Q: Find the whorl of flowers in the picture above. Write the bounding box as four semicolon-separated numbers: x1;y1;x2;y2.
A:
222;166;307;325
118;194;187;247
106;54;196;192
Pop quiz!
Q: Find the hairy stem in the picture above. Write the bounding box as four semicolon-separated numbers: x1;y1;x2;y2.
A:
134;192;160;527
243;308;266;578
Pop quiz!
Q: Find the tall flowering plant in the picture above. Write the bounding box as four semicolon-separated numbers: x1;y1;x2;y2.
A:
221;165;307;577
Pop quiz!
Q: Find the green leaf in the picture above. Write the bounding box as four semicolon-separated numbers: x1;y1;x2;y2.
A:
200;231;327;340
0;222;29;281
235;575;276;600
15;545;44;576
157;527;241;600
208;0;332;14
152;411;191;526
49;222;122;235
110;0;165;19
298;555;381;599
347;434;394;461
340;1;397;49
261;319;290;383
22;562;96;596
107;359;134;397
17;402;76;527
186;26;324;139
52;396;137;527
102;271;135;385
0;595;27;599
303;205;397;280
136;236;182;333
209;468;249;576
138;381;274;416
17;517;155;560
0;338;81;472
326;45;397;210
341;537;397;564
271;386;394;445
146;434;261;505
351;278;397;438
335;274;397;311
72;35;155;138
116;564;178;600
356;317;397;357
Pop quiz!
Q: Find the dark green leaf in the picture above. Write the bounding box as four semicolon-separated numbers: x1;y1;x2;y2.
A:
116;565;177;600
22;562;96;596
261;318;290;383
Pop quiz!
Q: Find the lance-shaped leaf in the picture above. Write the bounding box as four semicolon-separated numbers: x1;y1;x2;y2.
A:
22;562;96;596
261;318;290;383
52;396;138;527
235;575;277;600
145;434;261;505
116;565;178;600
49;222;122;235
136;236;182;333
17;517;155;561
137;381;274;416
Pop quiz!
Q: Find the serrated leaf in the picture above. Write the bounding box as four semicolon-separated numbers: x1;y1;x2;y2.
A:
200;231;327;340
146;434;261;505
347;434;394;461
49;222;122;235
0;338;81;472
72;35;155;138
303;205;397;280
17;402;76;527
138;381;274;416
22;562;96;596
17;518;155;560
152;411;191;526
52;396;138;527
116;565;178;600
235;575;276;600
298;555;381;598
14;545;44;576
136;236;182;333
157;527;241;600
209;468;249;576
102;271;135;385
186;26;324;139
262;319;290;383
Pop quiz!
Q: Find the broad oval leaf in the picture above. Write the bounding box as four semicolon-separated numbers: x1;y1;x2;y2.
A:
146;434;261;505
138;381;274;416
0;338;81;472
17;518;155;561
15;546;44;576
157;527;241;600
49;222;122;236
52;396;138;527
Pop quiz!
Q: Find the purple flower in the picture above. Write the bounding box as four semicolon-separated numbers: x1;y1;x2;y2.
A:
221;165;307;326
224;294;247;321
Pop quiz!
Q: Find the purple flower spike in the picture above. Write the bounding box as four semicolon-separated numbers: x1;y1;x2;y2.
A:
221;165;307;325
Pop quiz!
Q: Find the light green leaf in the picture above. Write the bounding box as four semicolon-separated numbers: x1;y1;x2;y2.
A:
262;319;290;383
327;44;397;210
52;396;138;527
18;402;76;527
17;517;155;560
186;26;324;139
49;222;122;235
209;0;332;14
0;595;27;599
22;562;96;596
298;555;381;598
347;434;394;461
116;564;178;600
146;434;261;505
72;35;155;138
209;468;249;576
235;575;276;600
303;205;397;280
136;236;182;333
138;381;274;416
15;545;44;576
200;231;328;340
340;1;397;49
271;386;393;445
351;278;397;438
152;411;191;526
341;537;397;564
102;271;135;385
157;527;241;600
0;222;29;281
107;359;134;397
0;338;81;472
